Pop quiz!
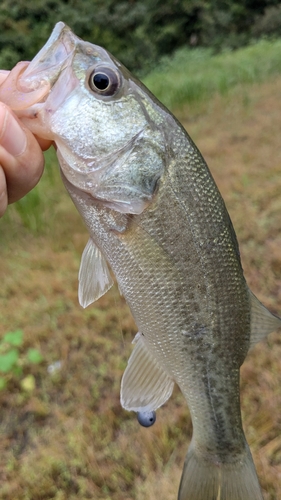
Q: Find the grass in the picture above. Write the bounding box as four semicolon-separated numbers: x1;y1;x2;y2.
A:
1;147;60;235
0;45;281;499
143;38;281;111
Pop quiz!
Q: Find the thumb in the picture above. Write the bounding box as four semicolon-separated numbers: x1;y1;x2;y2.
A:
0;103;45;216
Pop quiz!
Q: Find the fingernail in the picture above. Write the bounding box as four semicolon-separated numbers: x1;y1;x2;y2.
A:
0;104;27;156
0;167;7;217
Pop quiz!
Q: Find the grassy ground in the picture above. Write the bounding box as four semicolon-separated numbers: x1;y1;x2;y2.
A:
144;39;281;110
0;58;281;498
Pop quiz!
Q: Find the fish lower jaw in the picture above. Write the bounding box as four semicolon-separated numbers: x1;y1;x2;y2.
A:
16;105;55;141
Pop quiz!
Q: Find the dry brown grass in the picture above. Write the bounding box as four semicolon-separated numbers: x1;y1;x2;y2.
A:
0;76;281;499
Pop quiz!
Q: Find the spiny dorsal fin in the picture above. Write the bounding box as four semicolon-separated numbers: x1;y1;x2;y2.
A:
121;333;174;412
78;238;114;308
249;288;281;347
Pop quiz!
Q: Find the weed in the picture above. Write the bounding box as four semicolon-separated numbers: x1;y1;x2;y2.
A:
143;39;281;110
0;147;64;236
0;329;43;390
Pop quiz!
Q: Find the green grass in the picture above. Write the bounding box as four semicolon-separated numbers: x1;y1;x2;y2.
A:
143;38;281;110
13;148;61;233
0;147;67;238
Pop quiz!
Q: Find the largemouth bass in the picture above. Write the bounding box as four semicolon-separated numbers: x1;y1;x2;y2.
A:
1;23;280;500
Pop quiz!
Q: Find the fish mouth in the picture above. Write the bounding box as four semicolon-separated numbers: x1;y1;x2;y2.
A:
18;22;78;93
0;22;78;111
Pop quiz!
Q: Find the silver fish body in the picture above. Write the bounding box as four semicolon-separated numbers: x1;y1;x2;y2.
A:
4;23;281;500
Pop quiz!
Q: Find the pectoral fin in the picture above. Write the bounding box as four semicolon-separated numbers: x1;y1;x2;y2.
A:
78;238;114;308
249;288;281;346
121;333;174;412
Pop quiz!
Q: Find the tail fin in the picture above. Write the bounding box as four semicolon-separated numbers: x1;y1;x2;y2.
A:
178;443;264;500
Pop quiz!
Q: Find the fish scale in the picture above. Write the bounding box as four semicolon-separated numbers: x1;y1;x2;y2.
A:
2;21;280;500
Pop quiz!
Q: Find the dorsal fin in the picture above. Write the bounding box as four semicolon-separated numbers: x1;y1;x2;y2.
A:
121;333;174;412
249;288;281;346
78;238;114;308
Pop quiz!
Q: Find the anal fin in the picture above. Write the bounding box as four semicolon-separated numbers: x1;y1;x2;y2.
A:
121;333;174;412
78;238;114;308
249;288;281;346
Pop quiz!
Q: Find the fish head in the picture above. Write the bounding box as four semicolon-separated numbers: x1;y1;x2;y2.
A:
16;22;171;214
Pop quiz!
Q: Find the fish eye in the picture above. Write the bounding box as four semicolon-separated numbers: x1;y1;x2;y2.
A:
88;66;121;96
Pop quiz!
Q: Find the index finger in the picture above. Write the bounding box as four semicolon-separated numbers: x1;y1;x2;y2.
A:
0;69;53;152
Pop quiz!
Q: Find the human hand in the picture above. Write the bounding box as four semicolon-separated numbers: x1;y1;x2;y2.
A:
0;71;52;217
